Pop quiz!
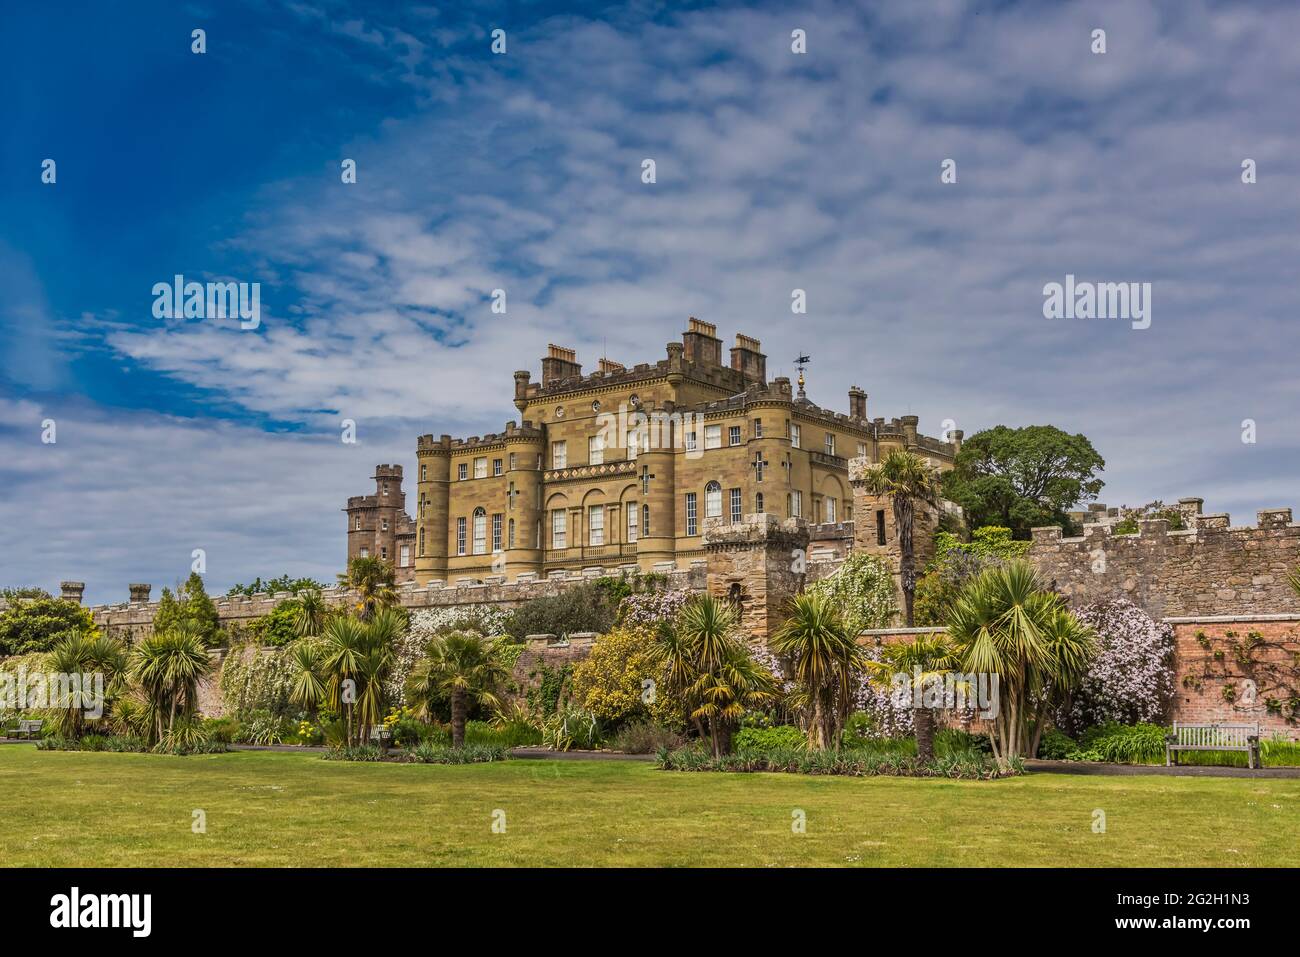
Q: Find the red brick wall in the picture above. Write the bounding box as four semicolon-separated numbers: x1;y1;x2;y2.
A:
1170;617;1300;740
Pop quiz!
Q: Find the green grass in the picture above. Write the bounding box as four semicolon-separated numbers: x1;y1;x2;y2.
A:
0;745;1295;866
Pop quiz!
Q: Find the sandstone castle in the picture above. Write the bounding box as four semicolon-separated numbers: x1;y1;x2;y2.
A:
345;318;961;585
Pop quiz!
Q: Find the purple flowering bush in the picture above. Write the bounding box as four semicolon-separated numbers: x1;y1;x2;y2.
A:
1057;597;1175;734
618;590;691;629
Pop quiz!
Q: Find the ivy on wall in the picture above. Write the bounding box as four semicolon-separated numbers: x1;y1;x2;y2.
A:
1182;627;1300;724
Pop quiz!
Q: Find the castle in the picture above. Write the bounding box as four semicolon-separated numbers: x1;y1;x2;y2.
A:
345;318;962;584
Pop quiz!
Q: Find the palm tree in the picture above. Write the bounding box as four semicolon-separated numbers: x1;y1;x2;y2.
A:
689;641;778;757
291;588;329;638
287;639;328;719
406;630;508;748
44;631;127;740
946;561;1095;762
337;556;398;621
865;632;958;761
311;608;401;746
770;592;865;749
858;449;941;627
129;624;212;744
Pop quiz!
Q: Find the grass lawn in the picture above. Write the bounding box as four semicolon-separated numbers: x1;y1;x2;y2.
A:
0;745;1295;866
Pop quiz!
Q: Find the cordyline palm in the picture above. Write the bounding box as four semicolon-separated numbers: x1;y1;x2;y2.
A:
337;556;398;621
689;642;778;757
865;632;958;761
859;449;941;627
292;588;329;638
770;592;866;750
311;608;401;746
129;624;212;744
946;561;1095;762
406;630;508;748
44;631;127;739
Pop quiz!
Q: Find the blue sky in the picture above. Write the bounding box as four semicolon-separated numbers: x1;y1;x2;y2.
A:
2;0;1297;604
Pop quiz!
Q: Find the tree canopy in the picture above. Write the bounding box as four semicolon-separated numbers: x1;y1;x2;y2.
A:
941;425;1104;537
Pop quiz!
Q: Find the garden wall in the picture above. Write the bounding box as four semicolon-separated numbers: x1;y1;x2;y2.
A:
861;615;1300;741
1027;503;1300;619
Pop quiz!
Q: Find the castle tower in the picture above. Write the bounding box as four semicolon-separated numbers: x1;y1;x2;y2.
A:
345;465;409;570
503;424;545;576
415;436;452;582
703;514;809;642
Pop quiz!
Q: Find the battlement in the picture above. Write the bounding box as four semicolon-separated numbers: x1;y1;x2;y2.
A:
418;422;544;454
1028;499;1300;618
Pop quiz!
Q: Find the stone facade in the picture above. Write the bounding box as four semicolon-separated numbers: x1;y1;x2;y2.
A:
349;318;958;585
703;514;811;640
1027;502;1300;619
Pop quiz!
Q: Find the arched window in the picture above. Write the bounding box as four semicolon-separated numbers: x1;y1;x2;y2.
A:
472;507;487;555
704;481;722;519
642;504;650;537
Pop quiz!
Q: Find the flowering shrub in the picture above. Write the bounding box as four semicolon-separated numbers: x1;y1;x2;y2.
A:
807;553;898;633
1057;598;1175;734
618;590;691;629
218;641;296;717
849;643;915;738
569;626;686;728
386;605;511;706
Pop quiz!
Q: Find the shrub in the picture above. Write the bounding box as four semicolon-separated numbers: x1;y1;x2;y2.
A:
542;705;605;751
202;716;241;744
388;605;511;707
609;721;685;754
569;626;685;728
734;725;806;753
219;642;297;718
913;527;1028;627
405;743;508;764
618;590;690;629
1076;722;1168;764
322;744;384;761
506;583;618;640
806;552;898;633
245;602;302;647
0;591;98;657
1036;727;1078;760
656;744;1021;779
1060;599;1175;734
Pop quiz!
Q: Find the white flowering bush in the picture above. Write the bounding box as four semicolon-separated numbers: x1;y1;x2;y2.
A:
387;605;512;707
219;642;297;717
1058;598;1174;734
849;643;915;738
619;590;691;629
808;552;898;633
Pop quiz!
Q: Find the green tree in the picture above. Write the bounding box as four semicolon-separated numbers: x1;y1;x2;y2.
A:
310;608;402;746
946;561;1096;762
129;624;212;744
154;573;222;646
913;526;1030;627
864;632;957;761
43;631;128;739
770;592;865;749
941;425;1105;538
291;588;329;638
0;590;98;656
406;631;509;748
858;450;941;627
337;557;397;621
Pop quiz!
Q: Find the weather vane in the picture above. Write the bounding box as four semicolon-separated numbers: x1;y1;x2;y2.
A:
794;353;810;398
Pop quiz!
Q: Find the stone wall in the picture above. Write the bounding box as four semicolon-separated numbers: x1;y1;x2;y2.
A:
86;565;705;642
703;514;809;640
1028;505;1300;619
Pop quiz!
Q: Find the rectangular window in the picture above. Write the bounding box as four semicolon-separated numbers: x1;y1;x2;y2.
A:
399;544;410;567
382;482;389;497
753;418;763;438
552;509;567;549
552;441;567;469
627;503;638;542
729;488;742;524
642;504;650;537
685;430;698;452
627;429;640;460
457;463;468;481
791;490;803;518
381;518;388;531
755;454;765;482
359;547;369;558
685;492;697;536
825;497;837;523
508;518;516;548
588;505;605;546
456;517;466;556
825;434;835;456
704;424;721;450
728;425;741;446
420;464;427;482
493;458;503;477
790;424;801;449
354;517;361;531
380;546;387;560
492;513;502;552
588;434;604;465
876;509;887;546
474;456;487;479
857;442;867;460
508;452;516;470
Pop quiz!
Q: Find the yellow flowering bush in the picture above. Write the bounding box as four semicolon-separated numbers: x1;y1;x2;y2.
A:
569;626;685;729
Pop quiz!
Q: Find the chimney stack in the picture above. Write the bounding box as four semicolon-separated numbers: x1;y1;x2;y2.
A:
541;344;582;386
129;583;152;604
848;386;867;420
60;581;85;604
682;318;723;367
730;333;767;383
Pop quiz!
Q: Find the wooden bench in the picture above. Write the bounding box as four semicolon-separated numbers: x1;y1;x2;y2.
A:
1166;722;1260;769
10;719;44;740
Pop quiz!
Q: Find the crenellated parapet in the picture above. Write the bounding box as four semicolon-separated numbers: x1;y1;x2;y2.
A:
1028;502;1300;618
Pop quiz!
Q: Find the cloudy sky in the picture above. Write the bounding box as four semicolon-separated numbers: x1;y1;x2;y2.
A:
2;0;1297;604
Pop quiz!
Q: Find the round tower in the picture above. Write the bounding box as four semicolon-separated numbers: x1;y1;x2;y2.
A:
636;411;677;571
504;427;545;575
415;435;452;583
